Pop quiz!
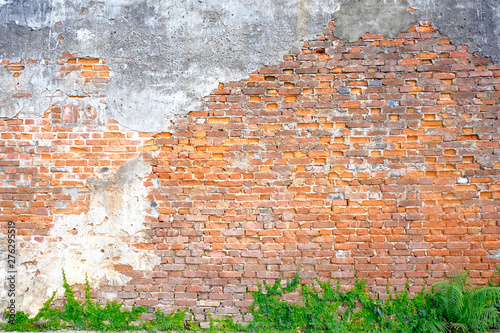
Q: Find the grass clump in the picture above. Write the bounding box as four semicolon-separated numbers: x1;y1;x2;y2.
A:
430;271;500;332
246;274;444;333
2;271;184;332
3;270;500;332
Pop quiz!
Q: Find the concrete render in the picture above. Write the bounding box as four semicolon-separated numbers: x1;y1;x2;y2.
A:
0;0;340;132
1;0;498;132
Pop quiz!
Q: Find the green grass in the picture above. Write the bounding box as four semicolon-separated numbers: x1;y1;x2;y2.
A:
3;270;500;332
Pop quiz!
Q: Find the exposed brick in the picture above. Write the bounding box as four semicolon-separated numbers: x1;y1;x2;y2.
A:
1;21;500;324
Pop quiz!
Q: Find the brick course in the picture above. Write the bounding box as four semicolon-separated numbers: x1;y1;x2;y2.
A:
1;21;500;322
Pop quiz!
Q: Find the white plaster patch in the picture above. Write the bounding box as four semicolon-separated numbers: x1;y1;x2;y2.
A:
76;28;94;43
0;63;54;118
487;249;500;260
0;60;109;119
335;250;349;258
4;159;160;316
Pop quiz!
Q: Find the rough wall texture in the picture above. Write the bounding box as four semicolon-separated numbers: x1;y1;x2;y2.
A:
411;0;500;64
0;0;341;132
1;0;500;132
1;0;500;325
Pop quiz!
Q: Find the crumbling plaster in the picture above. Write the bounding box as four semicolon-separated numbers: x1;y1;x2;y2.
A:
409;0;500;64
1;0;341;131
1;159;159;315
2;0;499;131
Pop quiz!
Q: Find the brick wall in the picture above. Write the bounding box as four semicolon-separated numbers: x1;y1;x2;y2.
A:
1;21;500;322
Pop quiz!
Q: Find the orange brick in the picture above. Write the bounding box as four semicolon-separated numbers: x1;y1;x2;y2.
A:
78;58;100;64
417;52;438;59
339;101;361;108
208;117;230;124
80;71;98;77
421;120;443;127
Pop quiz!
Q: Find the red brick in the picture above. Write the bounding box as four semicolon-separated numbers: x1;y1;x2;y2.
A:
3;23;500;324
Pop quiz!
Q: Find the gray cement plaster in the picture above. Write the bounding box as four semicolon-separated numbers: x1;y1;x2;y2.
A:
0;0;340;131
409;0;500;64
332;0;415;42
1;0;498;132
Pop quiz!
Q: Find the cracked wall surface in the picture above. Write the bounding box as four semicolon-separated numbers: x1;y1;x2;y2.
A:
0;0;342;132
2;159;159;314
1;0;500;324
2;1;499;132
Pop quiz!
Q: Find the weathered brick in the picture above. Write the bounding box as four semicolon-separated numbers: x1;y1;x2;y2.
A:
2;21;500;325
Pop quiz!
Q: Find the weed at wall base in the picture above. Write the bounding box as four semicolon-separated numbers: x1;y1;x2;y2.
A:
2;270;500;332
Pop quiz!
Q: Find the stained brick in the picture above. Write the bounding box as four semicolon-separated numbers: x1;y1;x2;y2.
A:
2;21;500;323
